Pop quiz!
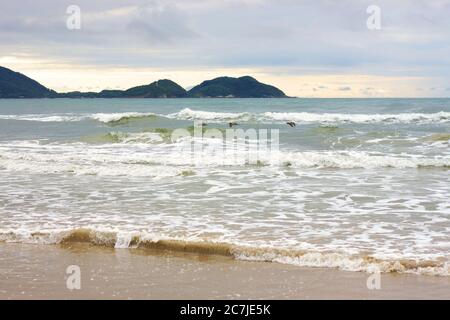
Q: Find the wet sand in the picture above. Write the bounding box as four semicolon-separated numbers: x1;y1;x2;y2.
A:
0;242;448;300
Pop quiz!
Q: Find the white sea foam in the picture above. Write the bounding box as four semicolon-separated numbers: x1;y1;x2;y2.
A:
0;158;190;177
234;250;450;276
0;114;86;122
0;141;449;175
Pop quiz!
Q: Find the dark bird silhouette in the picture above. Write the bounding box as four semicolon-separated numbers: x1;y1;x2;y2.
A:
286;121;296;128
228;122;239;128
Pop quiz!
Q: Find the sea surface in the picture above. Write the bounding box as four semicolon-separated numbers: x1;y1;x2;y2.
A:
0;98;449;275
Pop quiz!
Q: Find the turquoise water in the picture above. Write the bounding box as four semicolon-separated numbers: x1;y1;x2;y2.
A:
0;98;449;274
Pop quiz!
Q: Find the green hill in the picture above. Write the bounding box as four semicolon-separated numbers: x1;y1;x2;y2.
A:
122;79;187;98
0;66;56;98
58;80;187;98
188;76;287;98
0;66;287;99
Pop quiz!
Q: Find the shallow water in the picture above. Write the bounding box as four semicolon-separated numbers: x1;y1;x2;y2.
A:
0;98;449;275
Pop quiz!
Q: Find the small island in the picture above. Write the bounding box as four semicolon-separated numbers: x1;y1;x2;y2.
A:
188;76;286;98
0;66;287;99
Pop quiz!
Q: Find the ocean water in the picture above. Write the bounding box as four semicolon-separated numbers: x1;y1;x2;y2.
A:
0;98;449;275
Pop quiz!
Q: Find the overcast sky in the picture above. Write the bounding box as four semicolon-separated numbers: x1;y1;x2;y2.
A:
1;0;449;97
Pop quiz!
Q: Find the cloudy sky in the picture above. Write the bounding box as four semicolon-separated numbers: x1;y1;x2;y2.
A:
1;0;449;97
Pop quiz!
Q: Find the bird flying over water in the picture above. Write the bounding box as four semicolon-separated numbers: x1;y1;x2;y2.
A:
287;122;296;127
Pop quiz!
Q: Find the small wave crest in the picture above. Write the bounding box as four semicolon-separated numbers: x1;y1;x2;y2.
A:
277;151;450;169
0;114;85;122
90;113;157;124
0;112;158;124
423;133;450;142
0;228;448;276
167;108;450;124
262;111;450;124
81;131;164;144
168;108;254;122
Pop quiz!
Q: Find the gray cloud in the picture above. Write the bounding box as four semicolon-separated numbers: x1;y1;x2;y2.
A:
339;86;352;91
0;0;449;80
125;4;200;44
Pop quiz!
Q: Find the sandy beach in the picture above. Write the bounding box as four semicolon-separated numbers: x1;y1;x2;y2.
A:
0;242;448;300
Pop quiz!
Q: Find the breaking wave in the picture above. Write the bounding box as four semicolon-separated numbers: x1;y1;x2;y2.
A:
276;151;450;169
81;131;165;144
262;111;450;124
0;228;448;276
171;108;450;124
2;109;449;124
0;112;158;124
0;114;85;122
90;112;157;124
168;108;254;122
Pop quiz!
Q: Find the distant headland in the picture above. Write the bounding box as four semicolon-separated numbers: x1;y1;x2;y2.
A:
0;66;287;99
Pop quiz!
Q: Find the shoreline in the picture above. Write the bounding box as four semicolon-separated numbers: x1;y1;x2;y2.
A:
0;242;449;300
2;227;448;276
